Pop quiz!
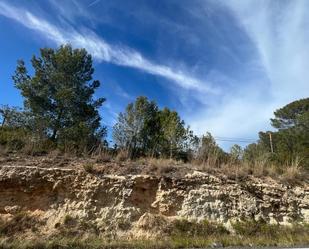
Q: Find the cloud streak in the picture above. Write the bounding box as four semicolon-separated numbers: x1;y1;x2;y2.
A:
2;0;307;150
187;0;309;149
0;1;213;93
88;0;101;7
223;0;309;102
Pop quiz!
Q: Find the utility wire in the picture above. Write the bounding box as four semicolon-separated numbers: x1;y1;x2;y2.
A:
215;139;255;143
213;136;257;143
214;136;256;141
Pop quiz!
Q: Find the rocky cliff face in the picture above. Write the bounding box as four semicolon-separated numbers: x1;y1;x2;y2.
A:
0;166;308;238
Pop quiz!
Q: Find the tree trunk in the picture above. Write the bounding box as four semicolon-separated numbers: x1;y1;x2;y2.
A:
1;117;6;127
51;129;57;141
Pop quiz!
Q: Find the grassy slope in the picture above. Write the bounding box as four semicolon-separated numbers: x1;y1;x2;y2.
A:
0;218;308;248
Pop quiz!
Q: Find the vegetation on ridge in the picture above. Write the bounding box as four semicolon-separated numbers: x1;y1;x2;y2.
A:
0;45;308;179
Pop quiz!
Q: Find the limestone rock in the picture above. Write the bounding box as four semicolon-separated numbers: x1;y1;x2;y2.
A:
0;165;308;238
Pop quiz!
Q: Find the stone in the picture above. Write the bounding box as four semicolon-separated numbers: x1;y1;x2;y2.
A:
0;165;308;238
4;205;21;214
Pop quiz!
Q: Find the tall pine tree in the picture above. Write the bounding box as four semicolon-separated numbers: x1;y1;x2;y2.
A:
13;45;106;151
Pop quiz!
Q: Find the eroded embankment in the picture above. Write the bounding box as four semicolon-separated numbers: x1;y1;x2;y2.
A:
0;165;308;239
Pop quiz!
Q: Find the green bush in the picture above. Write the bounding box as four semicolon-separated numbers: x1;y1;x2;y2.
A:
172;219;229;237
232;220;278;237
0;212;38;236
0;127;28;151
63;215;75;227
83;163;94;173
232;220;309;240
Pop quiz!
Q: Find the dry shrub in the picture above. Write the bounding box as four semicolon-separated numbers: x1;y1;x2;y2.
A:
252;163;267;177
158;165;175;175
193;149;228;175
248;155;271;177
283;165;301;181
221;153;278;179
92;150;111;163
195;152;221;169
83;162;94;173
22;139;55;156
48;149;63;158
193;162;213;173
194;158;230;176
232;220;279;237
0;127;29;152
63;215;76;227
46;150;71;168
231;219;309;241
196;154;282;180
148;158;179;175
220;160;283;180
56;214;99;237
0;212;40;236
219;155;306;183
220;163;249;180
281;157;304;184
264;164;278;177
115;149;129;162
135;157;184;176
95;152;112;163
91;146;112;163
0;145;8;157
171;219;229;237
136;213;171;235
148;158;178;167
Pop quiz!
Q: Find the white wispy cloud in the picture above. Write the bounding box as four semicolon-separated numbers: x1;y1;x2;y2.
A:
47;0;95;23
188;82;275;143
187;0;309;149
0;1;213;93
223;0;309;102
1;0;307;150
88;0;101;7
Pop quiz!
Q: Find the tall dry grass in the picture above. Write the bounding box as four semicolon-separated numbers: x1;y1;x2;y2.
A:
281;156;305;184
91;145;112;163
192;151;305;183
115;149;130;162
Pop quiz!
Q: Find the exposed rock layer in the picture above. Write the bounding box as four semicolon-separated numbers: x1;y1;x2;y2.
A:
0;166;308;238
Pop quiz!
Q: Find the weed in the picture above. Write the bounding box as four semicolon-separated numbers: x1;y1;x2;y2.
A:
0;212;38;236
63;214;75;227
0;223;308;249
83;163;94;173
115;150;129;162
281;157;304;184
171;219;229;237
95;152;112;163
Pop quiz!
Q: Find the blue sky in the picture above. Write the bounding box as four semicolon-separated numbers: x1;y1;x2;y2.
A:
0;0;308;149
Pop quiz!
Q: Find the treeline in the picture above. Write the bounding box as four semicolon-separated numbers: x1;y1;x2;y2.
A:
113;96;308;170
113;96;197;160
0;45;308;170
